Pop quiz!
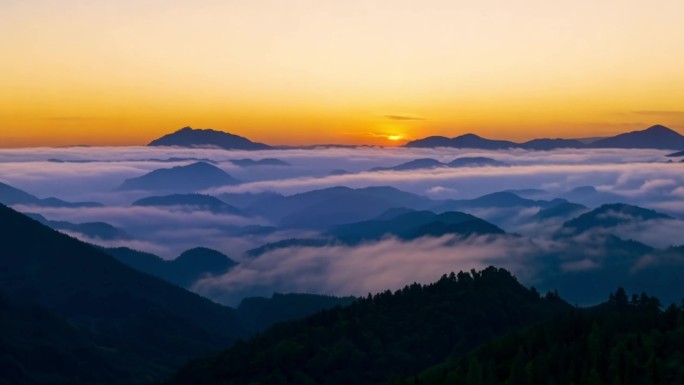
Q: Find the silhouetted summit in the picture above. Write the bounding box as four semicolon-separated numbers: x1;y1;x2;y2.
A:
590;124;684;149
406;133;517;149
560;203;672;236
149;127;271;150
117;162;240;192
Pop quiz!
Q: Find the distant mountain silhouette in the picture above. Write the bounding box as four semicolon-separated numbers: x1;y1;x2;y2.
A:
432;191;566;212
667;149;684;157
534;202;589;221
559;185;624;207
371;157;505;172
148;127;271;150
0;181;102;208
520;138;585;150
559;203;672;236
244;186;436;229
105;246;238;288
406;133;517;149
133;193;243;215
371;158;445;171
217;191;284;210
590;125;684;149
405;125;683;150
0;204;247;382
117;162;240;192
447;156;506;167
329;210;505;244
229;158;290;167
27;213;131;240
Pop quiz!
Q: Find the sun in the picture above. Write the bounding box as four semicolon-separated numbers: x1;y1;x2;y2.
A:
387;134;403;141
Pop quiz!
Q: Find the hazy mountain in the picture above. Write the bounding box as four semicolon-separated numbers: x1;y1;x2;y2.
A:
27;213;131;240
133;193;243;215
520;138;585;150
371;157;505;172
667;149;684;157
104;246;237;288
0;181;102;208
246;238;333;257
0;204;248;382
117;162;240;192
245;186;436;229
148;126;272;150
432;191;566;212
229;158;290;167
590;124;684;149
559;203;672;236
559;185;624;207
217;191;284;210
533;202;589;221
503;188;549;198
406;133;518;149
329;210;504;245
447;157;506;167
167;267;571;385
371;158;445;172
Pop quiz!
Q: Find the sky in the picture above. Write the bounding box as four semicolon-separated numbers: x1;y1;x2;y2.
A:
2;0;684;147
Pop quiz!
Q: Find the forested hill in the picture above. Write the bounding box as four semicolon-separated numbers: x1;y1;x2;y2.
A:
168;267;571;385
411;289;683;385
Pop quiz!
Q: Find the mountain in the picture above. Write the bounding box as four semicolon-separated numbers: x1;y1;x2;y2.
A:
667;149;684;157
245;186;436;229
27;213;131;240
412;290;677;385
148;127;272;150
406;133;518;149
558;185;624;207
533;202;588;221
229;158;290;167
217;191;284;210
117;162;240;192
0;181;102;208
590;125;684;149
0;204;248;382
132;193;243;215
104;247;237;288
167;267;571;385
329;210;504;245
371;157;505;172
371;158;445;172
432;191;566;212
447;157;506;167
559;203;672;236
520;138;585;150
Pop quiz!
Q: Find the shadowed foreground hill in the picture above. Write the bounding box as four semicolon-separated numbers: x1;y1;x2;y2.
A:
168;267;571;385
0;204;247;384
412;289;684;385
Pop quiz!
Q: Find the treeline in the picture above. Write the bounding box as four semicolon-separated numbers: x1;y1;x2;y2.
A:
409;288;684;385
168;267;571;385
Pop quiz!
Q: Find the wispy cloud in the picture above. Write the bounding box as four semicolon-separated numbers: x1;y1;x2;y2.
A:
384;115;424;121
631;110;684;118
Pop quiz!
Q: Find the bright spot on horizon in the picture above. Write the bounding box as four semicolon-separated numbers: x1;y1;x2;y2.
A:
387;135;404;141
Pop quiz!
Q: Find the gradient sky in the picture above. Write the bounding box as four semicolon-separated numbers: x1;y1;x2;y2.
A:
2;0;684;147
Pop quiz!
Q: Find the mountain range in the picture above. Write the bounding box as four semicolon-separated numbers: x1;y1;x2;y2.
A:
0;181;102;208
370;157;505;172
406;125;684;150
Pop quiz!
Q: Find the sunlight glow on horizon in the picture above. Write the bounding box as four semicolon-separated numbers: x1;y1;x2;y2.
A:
1;0;683;147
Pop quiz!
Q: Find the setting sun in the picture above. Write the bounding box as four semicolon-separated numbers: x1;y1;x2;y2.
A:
387;135;403;141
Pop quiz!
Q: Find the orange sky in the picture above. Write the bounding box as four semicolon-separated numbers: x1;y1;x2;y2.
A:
2;0;684;147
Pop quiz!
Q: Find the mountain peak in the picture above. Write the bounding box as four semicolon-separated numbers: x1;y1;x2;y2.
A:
644;124;675;133
149;127;271;150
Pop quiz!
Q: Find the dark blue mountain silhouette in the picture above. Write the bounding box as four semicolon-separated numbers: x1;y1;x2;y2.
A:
117;162;240;192
590;125;684;149
133;193;243;215
148;127;271;150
